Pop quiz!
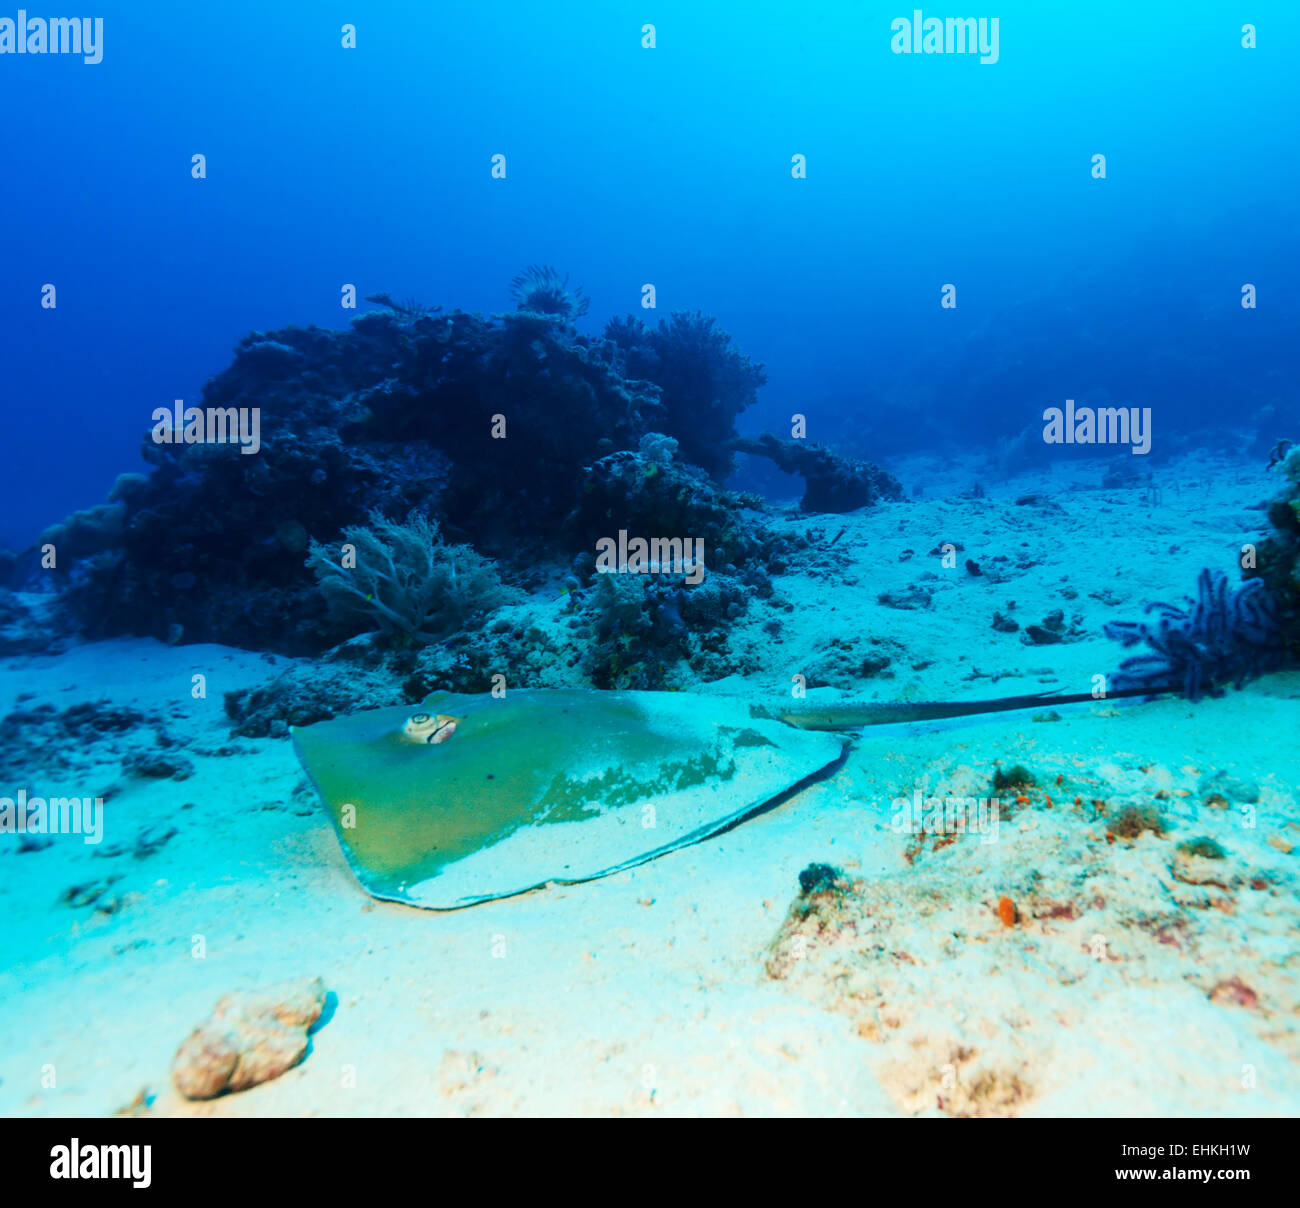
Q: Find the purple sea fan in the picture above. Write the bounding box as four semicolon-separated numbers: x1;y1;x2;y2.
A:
1103;568;1282;700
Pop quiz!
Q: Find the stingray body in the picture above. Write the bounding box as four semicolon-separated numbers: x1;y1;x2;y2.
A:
292;689;845;909
292;684;1169;910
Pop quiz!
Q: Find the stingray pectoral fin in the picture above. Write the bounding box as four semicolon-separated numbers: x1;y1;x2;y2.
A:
292;689;844;910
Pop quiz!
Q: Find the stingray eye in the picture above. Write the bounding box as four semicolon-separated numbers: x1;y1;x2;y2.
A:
401;712;458;744
427;714;458;744
402;712;437;741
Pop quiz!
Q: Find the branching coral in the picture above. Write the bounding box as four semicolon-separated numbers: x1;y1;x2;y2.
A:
509;265;589;322
605;311;766;478
307;511;516;645
729;432;904;512
1103;568;1282;700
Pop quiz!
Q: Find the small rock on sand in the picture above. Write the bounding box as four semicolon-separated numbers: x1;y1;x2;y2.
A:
171;976;327;1100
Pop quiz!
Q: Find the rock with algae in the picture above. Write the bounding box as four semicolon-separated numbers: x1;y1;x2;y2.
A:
170;976;326;1100
765;863;865;980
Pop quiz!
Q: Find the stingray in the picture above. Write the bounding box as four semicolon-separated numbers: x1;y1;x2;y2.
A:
292;684;1168;910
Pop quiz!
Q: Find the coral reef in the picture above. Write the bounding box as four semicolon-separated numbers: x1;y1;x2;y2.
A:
405;607;588;698
39;502;126;564
729;432;905;513
39;276;796;656
49;319;432;651
1104;568;1283;699
1246;439;1300;659
225;661;412;738
307;511;518;647
605;311;766;479
567;435;783;573
578;569;756;689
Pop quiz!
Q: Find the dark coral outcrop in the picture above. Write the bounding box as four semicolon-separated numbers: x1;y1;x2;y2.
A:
729;432;905;512
566;434;782;573
41;279;791;657
1245;440;1300;660
604;312;766;479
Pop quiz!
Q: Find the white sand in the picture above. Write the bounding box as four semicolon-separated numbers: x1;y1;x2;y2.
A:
1;450;1296;1117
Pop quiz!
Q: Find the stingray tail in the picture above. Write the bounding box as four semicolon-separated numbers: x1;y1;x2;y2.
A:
765;683;1177;732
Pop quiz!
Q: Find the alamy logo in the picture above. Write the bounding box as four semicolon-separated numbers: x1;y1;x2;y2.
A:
152;399;262;455
50;1139;151;1188
891;789;1001;844
1042;398;1152;455
595;530;706;586
890;12;999;64
0;12;102;63
0;789;103;844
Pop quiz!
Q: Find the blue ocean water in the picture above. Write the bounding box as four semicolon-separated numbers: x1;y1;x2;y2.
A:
3;0;1298;545
3;2;1300;1132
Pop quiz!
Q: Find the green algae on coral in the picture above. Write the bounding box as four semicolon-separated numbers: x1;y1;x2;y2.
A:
1177;836;1227;860
992;764;1036;793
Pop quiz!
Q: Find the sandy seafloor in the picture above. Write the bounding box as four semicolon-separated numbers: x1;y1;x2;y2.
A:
1;450;1297;1117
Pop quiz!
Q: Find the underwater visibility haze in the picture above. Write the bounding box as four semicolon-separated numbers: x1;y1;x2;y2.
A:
1;0;1299;1136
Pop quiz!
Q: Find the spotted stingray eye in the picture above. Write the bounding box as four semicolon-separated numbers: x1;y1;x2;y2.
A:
402;712;437;741
401;712;458;744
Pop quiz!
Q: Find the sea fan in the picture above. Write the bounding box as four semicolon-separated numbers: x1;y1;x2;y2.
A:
510;265;589;321
1103;568;1282;700
306;511;517;645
